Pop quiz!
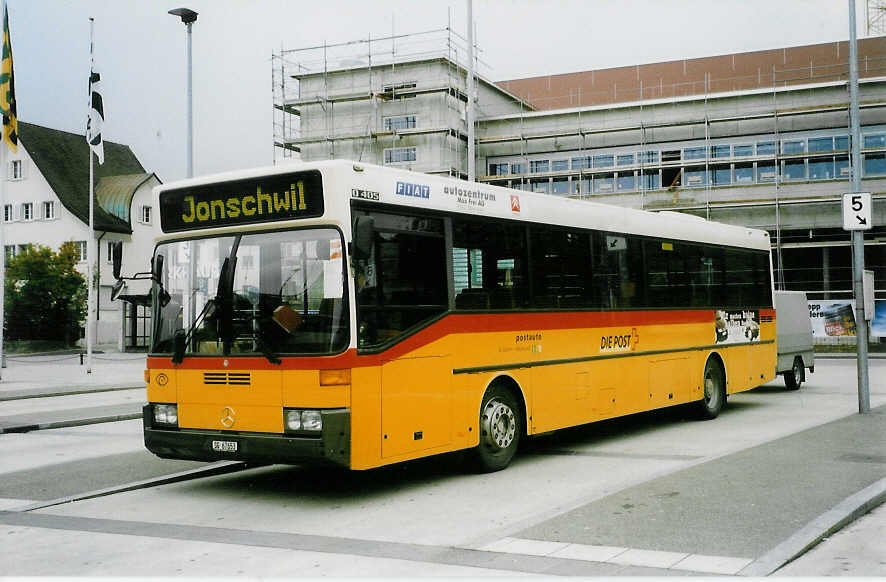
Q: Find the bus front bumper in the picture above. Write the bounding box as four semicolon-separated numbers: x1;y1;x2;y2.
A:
142;405;351;468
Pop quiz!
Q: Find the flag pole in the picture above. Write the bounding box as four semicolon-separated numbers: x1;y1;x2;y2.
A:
0;121;5;381
86;17;94;374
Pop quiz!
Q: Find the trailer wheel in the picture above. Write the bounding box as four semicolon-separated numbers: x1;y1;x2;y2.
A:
784;357;803;391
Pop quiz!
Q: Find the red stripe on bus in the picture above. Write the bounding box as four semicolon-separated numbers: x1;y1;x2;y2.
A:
148;308;739;371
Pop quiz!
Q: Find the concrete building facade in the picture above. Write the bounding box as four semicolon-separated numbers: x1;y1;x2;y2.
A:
274;32;886;309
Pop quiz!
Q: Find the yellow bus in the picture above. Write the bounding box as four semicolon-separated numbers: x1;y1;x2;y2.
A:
126;160;776;472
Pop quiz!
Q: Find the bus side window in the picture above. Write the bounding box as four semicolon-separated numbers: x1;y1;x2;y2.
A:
592;231;643;309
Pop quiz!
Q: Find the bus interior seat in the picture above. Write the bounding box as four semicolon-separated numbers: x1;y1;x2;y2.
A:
455;288;490;309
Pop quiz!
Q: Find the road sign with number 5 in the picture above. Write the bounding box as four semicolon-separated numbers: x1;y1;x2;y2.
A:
842;192;872;231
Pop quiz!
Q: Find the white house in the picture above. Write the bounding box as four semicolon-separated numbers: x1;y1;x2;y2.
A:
4;121;161;350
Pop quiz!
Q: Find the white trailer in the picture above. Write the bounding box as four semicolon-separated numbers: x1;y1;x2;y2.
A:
775;291;816;389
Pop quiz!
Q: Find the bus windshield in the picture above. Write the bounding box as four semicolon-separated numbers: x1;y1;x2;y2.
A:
152;227;348;357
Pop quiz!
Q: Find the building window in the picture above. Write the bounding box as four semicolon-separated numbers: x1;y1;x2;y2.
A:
571;156;590;170
808;137;834;153
383;115;416;131
733;145;753;157
684;167;708;186
735;163;754;183
683;147;707;160
782;140;805;155
571;178;591;194
809;158;834;180
551;159;569;172
638;151;659;164
616;172;635;191
529;160;549;173
383;147;416;164
712;166;731;185
552;177;569;194
864;134;886;149
864;154;886;176
21;202;33;221
382;81;417;99
5;245;15;261
74;241;87;262
712;145;731;158
836;156;850;177
489;163;509;176
640;170;660;190
757;162;777;182
594;174;614;193
140;205;152;224
617;154;634;166
757;141;776;156
510;162;526;174
42;201;55;220
8;159;23;180
835;136;849;150
3;204;12;222
783;159;806;180
593;154;613;168
530;178;550;194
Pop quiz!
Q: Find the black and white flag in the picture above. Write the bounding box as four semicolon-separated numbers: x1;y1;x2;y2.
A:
86;68;104;164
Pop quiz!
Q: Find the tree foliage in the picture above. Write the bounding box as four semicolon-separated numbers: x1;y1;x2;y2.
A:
4;242;87;343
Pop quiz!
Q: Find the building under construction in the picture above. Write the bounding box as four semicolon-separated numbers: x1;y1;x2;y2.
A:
272;28;886;320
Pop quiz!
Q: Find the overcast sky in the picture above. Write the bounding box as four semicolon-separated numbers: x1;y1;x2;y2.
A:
9;1;869;184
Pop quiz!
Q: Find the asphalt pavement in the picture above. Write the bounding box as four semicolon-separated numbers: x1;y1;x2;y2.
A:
0;349;884;575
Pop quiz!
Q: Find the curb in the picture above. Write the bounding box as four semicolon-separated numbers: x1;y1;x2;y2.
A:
0;413;142;434
739;476;886;576
0;385;144;402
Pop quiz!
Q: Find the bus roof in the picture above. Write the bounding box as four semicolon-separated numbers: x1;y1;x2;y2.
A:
154;159;771;252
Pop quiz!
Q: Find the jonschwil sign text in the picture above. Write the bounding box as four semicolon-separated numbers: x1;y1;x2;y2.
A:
159;170;324;233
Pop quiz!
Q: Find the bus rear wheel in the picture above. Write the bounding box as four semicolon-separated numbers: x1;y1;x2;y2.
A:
695;358;725;420
470;385;521;473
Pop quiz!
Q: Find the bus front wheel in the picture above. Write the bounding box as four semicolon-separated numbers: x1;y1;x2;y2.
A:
470;385;522;473
695;358;725;420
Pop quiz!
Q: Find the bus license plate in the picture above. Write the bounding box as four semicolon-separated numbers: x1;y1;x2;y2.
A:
212;440;238;453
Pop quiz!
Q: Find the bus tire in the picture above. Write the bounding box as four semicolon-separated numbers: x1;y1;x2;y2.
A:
784;357;803;391
695;357;726;420
470;384;522;473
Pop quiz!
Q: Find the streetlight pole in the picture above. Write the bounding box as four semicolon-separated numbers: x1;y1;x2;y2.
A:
169;7;197;179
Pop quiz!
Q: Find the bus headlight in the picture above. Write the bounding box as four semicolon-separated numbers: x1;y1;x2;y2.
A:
301;410;322;431
284;409;302;431
283;409;323;433
153;404;178;427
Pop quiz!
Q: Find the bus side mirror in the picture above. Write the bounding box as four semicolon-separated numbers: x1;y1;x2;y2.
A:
153;254;164;283
172;328;186;364
353;216;374;261
111;241;123;279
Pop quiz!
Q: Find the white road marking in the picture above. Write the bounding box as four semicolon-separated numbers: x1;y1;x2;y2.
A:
476;537;753;575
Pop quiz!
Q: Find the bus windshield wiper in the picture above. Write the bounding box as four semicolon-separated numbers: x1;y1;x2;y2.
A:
171;298;217;364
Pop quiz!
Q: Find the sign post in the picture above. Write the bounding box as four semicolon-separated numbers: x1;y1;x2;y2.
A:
847;0;870;414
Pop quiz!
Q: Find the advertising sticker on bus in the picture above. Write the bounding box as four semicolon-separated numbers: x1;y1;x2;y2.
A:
715;309;760;344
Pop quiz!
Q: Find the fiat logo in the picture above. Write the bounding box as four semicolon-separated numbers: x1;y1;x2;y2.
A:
220;406;235;428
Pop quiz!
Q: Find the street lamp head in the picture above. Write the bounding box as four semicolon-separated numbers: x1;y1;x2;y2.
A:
168;7;198;24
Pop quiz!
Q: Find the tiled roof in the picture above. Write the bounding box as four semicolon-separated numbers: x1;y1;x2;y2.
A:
18;121;148;234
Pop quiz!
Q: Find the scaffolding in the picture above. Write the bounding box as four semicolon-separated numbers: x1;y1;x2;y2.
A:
271;26;492;177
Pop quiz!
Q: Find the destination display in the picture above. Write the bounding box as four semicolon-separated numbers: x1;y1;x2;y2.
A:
159;170;323;233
